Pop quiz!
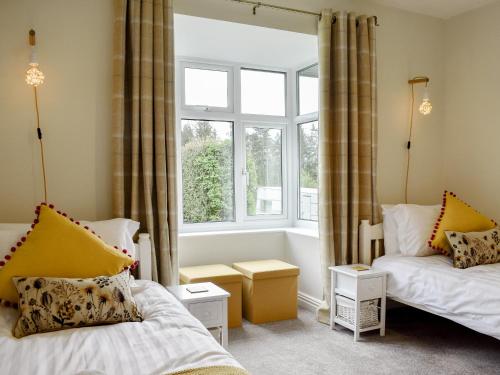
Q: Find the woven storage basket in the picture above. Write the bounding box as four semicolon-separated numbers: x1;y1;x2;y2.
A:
336;295;379;328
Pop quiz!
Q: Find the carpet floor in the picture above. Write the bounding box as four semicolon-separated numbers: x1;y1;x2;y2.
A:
228;307;500;375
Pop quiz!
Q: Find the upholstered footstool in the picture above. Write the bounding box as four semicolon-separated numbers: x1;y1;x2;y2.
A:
179;264;243;328
232;259;300;324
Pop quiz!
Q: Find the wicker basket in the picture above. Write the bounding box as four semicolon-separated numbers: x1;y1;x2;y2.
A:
336;295;379;328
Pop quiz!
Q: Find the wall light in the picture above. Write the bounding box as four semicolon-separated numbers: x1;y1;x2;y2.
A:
26;29;48;203
405;76;432;203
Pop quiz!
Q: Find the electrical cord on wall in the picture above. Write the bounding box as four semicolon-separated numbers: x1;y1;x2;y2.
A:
404;83;415;204
33;86;48;203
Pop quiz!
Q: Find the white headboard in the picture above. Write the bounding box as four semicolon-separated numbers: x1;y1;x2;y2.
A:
135;233;153;281
359;220;384;264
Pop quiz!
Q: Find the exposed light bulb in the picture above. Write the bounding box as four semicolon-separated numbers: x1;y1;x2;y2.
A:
419;86;432;115
26;62;45;87
419;98;432;115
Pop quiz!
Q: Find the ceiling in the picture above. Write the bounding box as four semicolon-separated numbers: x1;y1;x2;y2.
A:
174;14;317;69
373;0;499;19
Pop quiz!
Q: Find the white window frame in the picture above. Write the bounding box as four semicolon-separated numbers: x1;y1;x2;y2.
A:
294;62;319;228
176;57;292;233
180;61;234;113
242;121;288;222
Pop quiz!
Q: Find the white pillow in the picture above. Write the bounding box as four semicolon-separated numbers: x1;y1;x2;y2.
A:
80;219;140;258
381;205;401;255
0;219;140;260
393;204;440;256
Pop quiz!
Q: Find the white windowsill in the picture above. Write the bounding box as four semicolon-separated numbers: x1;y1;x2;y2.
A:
179;227;319;239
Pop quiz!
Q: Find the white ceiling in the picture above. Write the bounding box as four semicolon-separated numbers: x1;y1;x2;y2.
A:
174;14;317;69
373;0;499;19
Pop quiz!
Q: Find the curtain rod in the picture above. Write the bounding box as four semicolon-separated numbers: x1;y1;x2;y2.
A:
228;0;380;25
229;0;320;17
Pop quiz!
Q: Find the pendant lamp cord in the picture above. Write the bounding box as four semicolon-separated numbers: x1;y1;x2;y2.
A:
33;86;48;203
404;83;415;204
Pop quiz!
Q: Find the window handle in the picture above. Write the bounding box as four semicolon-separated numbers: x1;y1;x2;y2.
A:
242;169;249;186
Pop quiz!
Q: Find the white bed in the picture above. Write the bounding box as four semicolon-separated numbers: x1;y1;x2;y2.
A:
0;231;244;375
360;220;500;340
0;279;242;374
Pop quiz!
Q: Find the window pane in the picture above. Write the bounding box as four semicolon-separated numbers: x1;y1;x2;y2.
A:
184;67;228;108
245;127;283;216
298;121;319;221
181;119;234;223
298;64;318;115
241;69;285;116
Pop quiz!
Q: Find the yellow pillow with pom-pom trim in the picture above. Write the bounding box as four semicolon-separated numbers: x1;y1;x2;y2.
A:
429;191;497;255
0;204;135;307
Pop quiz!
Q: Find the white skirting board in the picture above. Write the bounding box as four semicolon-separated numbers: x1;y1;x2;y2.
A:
298;291;322;312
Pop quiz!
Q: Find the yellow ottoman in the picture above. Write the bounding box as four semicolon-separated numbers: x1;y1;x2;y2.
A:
180;264;243;328
232;259;300;324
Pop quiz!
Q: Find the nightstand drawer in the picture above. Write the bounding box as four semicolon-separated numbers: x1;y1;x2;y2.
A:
188;300;223;327
358;277;383;300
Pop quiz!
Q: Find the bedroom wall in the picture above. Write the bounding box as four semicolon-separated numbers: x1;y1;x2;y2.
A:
0;0;113;222
0;0;445;223
443;2;500;221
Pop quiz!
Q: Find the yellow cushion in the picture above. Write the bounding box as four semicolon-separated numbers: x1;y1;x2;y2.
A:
429;191;497;255
233;259;300;280
0;204;134;307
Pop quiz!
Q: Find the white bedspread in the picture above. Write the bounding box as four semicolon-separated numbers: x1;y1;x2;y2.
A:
0;280;242;375
373;254;500;340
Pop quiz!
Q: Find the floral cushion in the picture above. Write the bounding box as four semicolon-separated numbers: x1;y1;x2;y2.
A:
445;227;500;269
12;272;142;338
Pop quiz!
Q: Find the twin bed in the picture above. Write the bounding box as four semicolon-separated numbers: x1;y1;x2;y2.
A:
360;220;500;340
0;232;246;375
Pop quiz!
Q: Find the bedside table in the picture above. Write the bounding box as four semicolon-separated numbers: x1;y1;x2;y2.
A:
329;265;387;342
167;282;230;348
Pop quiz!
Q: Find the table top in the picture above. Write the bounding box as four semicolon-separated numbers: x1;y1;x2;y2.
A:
167;282;230;303
329;264;388;279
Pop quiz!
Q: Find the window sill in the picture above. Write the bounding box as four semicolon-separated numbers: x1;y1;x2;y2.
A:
285;227;319;239
179;227;319;239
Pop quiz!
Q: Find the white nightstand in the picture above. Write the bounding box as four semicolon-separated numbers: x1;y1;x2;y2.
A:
167;282;230;348
329;265;387;342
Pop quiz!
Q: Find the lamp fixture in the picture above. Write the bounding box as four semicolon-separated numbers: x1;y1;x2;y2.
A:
26;29;48;203
405;76;432;203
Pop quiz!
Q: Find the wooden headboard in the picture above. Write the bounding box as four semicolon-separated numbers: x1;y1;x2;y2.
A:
359;220;384;264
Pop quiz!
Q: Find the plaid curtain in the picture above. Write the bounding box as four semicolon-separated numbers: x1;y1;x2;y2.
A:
112;0;178;286
317;10;380;323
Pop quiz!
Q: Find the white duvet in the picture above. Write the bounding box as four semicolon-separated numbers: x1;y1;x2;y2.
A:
0;280;242;375
373;254;500;340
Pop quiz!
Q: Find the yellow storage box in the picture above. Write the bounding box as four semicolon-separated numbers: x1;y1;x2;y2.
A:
180;264;243;328
232;259;300;324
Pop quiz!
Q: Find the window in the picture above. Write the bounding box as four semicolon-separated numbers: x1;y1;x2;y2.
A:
178;61;288;230
182;64;232;111
181;119;234;224
241;68;286;116
297;64;318;116
298;121;319;221
296;63;319;222
245;127;283;216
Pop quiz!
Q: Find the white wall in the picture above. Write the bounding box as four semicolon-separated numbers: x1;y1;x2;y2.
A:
179;230;286;266
0;0;113;222
443;1;500;220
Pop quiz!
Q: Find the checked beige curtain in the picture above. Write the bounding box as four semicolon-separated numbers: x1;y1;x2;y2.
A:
317;10;381;323
112;0;178;286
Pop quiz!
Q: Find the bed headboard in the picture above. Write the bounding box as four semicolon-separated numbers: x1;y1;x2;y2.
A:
359;220;384;264
135;233;153;281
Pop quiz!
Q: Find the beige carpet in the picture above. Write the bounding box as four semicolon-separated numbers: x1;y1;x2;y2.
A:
228;307;500;375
